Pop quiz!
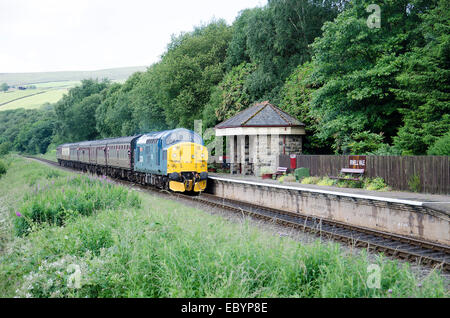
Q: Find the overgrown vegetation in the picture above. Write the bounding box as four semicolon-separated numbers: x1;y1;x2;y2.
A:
408;174;421;193
0;160;7;178
0;0;447;156
298;175;390;191
0;157;447;298
14;174;141;236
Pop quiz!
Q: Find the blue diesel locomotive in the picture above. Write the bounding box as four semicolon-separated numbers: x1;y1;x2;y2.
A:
57;128;208;193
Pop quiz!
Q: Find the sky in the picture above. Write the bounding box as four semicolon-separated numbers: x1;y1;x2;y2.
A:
0;0;266;73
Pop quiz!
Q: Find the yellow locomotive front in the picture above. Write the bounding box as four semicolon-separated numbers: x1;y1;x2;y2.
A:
166;134;208;193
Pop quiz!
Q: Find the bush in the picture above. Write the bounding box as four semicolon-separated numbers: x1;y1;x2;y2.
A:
364;177;389;191
301;177;320;184
408;174;421;193
336;179;361;188
0;160;6;177
367;143;402;156
0;142;11;157
427;133;450;156
317;177;336;186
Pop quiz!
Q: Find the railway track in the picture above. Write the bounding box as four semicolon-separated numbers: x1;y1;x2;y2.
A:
26;156;450;272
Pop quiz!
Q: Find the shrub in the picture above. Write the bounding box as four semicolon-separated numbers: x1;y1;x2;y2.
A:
364;177;389;191
0;142;11;157
367;143;402;156
0;160;6;177
336;180;358;188
317;177;336;186
408;174;421;193
427;133;450;156
301;176;320;184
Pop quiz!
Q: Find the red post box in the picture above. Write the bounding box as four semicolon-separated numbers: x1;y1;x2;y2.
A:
290;154;297;169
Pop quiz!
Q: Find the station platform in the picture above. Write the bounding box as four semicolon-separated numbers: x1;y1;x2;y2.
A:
209;173;450;215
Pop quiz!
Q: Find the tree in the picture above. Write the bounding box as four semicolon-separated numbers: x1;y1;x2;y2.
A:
67;94;102;141
0;142;11;156
427;132;450;156
225;0;341;102
308;0;431;153
393;0;450;154
0;108;56;154
0;83;9;92
278;62;331;153
204;62;257;127
128;66;168;133
156;20;232;129
55;79;109;142
14;111;56;154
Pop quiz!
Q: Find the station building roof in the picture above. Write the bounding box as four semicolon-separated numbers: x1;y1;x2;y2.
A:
215;101;304;129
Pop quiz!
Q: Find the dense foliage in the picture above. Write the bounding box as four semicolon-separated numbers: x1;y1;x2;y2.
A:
0;106;56;154
0;0;448;155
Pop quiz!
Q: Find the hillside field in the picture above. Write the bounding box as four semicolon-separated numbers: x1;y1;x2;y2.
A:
0;89;69;111
0;80;125;111
0;66;147;86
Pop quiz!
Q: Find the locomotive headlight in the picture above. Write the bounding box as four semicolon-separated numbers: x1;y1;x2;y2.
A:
172;153;177;159
201;154;205;158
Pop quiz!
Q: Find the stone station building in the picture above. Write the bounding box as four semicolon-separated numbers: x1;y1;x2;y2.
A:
214;101;305;175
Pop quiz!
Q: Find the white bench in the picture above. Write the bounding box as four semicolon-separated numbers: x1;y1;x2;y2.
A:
330;168;365;181
275;167;288;178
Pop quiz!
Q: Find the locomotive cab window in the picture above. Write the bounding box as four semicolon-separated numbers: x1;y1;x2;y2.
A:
165;130;202;146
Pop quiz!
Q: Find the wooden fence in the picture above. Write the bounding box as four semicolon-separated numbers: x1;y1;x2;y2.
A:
279;155;450;194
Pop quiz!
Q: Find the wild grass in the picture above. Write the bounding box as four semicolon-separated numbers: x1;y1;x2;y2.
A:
14;174;141;236
408;174;421;193
0;155;70;252
38;148;57;162
0;156;447;298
